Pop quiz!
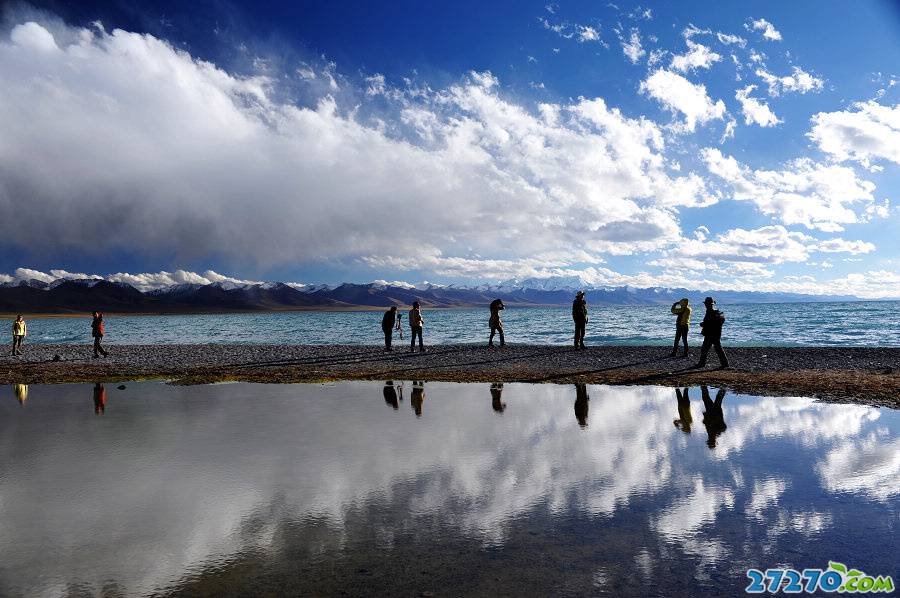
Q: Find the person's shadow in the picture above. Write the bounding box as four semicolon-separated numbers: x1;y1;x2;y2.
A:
383;381;399;410
574;383;589;428
674;387;692;434
490;382;506;413
701;386;727;448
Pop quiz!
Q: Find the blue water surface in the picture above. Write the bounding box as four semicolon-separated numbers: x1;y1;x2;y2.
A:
15;301;900;347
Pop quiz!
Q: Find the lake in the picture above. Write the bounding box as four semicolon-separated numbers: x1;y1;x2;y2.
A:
13;300;900;347
1;381;897;596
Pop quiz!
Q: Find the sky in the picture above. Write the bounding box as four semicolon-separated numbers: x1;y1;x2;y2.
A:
0;0;899;296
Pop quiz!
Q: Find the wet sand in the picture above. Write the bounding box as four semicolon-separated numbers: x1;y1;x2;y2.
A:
1;343;897;407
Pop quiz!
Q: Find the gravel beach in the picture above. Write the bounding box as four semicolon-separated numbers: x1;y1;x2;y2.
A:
1;343;898;407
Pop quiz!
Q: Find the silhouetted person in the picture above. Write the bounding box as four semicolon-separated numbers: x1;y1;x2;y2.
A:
572;291;587;349
410;381;425;416
490;382;506;412
382;306;397;351
701;385;727;448
695;297;728;369
395;312;404;341
574;383;589;427
93;382;106;415
488;299;505;347
669;299;691;357
91;311;108;358
673;387;692;434
383;381;399;409
409;302;425;353
13;383;27;405
11;314;26;356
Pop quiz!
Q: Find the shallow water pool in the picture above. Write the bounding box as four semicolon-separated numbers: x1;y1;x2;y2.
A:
0;382;897;596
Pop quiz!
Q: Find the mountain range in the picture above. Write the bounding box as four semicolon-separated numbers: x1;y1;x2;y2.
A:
0;277;866;314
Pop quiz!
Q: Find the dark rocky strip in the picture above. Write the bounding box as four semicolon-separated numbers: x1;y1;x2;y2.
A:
0;344;897;407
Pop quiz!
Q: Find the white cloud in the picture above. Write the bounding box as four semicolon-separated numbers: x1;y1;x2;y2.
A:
747;18;782;41
735;85;780;127
670;39;721;72
808;101;900;166
640;70;727;132
0;20;716;274
702;148;878;231
364;73;386;96
577;25;600;43
715;32;746;47
2;268;268;292
756;66;823;96
620;28;645;64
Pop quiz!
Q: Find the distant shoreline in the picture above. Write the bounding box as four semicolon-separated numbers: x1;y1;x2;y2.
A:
2;344;897;408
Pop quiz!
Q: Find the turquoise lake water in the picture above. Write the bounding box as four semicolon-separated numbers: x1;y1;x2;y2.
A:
13;301;900;347
1;381;897;596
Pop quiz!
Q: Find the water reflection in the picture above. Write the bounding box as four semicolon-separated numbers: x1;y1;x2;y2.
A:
674;387;692;433
490;382;505;413
12;383;27;405
382;381;399;410
410;381;425;417
574;382;589;427
93;382;106;415
0;382;895;597
700;385;727;448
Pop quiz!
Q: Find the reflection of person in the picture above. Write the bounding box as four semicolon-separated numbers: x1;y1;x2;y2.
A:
91;311;108;358
701;385;727;448
13;383;28;405
488;299;505;347
410;381;425;417
574;383;589;427
383;381;399;409
93;382;106;415
381;306;397;351
490;382;505;413
669;299;691;358
11;315;26;356
409;302;425;353
572;292;587;349
673;387;692;433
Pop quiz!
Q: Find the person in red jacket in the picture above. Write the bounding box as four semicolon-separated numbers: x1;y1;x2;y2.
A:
91;311;108;358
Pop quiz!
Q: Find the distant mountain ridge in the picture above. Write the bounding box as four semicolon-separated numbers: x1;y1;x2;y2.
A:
0;277;867;314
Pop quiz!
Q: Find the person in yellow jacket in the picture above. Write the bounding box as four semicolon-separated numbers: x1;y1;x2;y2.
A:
669;299;691;357
11;315;26;356
409;301;426;353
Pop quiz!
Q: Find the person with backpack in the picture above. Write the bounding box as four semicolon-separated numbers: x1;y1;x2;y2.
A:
572;291;588;349
381;306;397;351
11;314;26;356
488;298;505;347
409;301;425;353
695;297;728;369
669;298;691;357
91;311;108;358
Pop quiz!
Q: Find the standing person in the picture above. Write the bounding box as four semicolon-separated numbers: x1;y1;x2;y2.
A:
574;383;589;427
381;306;397;351
409;301;425;353
695;297;728;369
383;381;399;409
11;315;26;356
488;298;505;347
572;291;588;349
410;381;426;416
91;311;108;358
669;298;692;357
673;387;692;434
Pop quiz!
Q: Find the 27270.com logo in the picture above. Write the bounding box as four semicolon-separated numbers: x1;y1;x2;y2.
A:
746;561;895;594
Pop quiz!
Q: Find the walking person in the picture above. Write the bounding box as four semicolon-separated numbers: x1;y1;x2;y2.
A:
695;297;728;369
572;291;587;349
11;314;26;356
669;298;691;357
409;301;425;353
381;306;397;351
488;298;505;347
91;311;108;358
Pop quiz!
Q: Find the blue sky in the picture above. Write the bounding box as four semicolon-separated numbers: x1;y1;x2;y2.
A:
0;1;898;296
